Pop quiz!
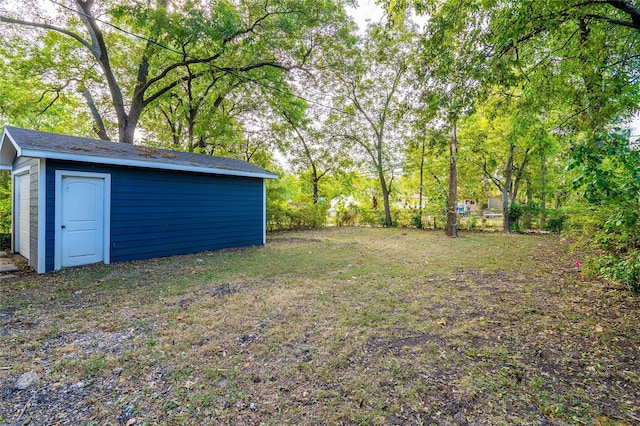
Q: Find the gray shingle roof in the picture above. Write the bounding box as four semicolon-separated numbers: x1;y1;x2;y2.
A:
1;126;277;179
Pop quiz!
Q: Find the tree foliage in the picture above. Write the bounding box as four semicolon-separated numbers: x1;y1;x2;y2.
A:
1;0;353;144
568;130;640;291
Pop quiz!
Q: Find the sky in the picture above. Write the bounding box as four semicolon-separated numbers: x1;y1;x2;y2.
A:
346;0;386;32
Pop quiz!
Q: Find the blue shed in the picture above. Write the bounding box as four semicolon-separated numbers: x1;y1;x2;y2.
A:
0;126;277;273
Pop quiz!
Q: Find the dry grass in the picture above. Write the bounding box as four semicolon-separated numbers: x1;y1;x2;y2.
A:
1;227;638;425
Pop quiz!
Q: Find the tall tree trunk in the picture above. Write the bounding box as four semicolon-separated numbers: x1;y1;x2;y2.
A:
379;166;393;227
446;120;458;237
284;113;323;204
312;177;319;204
502;143;515;232
419;138;426;214
373;131;393;227
121;116;138;145
511;148;531;204
524;179;534;230
540;152;547;228
76;0;133;143
502;185;510;232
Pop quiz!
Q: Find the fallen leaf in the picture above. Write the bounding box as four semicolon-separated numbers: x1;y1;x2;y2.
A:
101;323;116;332
126;418;137;426
594;325;604;333
437;318;447;326
59;345;78;354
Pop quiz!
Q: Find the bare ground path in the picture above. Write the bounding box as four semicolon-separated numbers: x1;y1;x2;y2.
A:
0;228;638;425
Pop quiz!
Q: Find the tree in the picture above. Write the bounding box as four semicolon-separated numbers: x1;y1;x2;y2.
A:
461;98;527;231
273;96;350;204
414;2;491;237
1;0;352;143
404;126;449;228
332;25;416;227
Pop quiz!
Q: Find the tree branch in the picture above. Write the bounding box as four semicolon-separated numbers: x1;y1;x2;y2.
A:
142;70;206;108
81;88;110;140
584;13;639;29
480;155;504;192
0;15;93;51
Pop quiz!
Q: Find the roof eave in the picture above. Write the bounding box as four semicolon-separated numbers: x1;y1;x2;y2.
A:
0;128;20;169
19;148;278;179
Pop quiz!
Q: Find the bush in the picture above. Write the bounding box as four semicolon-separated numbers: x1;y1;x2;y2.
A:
568;130;640;292
508;202;526;232
591;251;640;293
266;178;328;231
411;211;424;229
393;206;418;228
545;209;567;233
357;207;387;227
268;202;327;231
335;202;358;227
0;170;10;235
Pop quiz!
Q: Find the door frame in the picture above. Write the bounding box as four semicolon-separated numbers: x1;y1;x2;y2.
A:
54;170;111;270
12;166;30;258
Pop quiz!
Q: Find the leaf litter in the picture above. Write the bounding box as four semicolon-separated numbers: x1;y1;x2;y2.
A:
0;227;638;425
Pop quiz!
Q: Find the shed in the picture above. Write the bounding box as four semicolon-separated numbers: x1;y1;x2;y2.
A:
0;126;277;273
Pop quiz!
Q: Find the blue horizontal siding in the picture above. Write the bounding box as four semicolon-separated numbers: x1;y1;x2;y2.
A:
45;160;265;271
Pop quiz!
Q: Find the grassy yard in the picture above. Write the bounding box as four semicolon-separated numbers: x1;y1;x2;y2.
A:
1;227;638;425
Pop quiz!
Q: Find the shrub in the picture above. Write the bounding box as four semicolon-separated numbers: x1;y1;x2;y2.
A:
357;207;387;227
411;211;424;229
0;170;10;235
508;202;526;232
545;208;567;233
568;130;640;292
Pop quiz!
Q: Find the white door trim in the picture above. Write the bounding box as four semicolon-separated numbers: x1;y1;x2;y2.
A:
54;170;111;270
12;166;30;257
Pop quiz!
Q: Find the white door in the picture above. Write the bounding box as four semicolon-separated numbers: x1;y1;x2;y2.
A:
16;172;30;259
60;176;105;267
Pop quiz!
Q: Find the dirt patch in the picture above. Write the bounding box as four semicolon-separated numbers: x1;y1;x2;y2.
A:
270;237;323;244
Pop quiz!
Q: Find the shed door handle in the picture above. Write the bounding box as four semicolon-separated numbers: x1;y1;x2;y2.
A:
61;225;66;229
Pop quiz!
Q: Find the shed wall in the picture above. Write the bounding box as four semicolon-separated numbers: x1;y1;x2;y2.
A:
13;157;40;269
45;160;264;272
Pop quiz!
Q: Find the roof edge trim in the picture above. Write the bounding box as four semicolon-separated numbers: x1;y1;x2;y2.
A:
19;148;278;179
